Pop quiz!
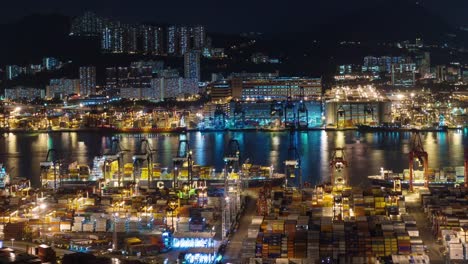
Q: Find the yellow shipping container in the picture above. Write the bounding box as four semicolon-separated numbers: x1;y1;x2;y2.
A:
140;168;149;180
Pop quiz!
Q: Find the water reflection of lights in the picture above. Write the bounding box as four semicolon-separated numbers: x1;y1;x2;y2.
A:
335;131;345;147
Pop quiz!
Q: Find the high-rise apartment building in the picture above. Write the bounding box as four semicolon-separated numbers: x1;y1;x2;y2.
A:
6;65;22;80
140;25;165;55
167;25;177;55
184;51;201;81
71;11;104;36
79;66;97;96
4;87;44;100
47;79;81;98
191;25;206;50
179;26;190;55
105;67;118;89
42;57;60;71
72;12;207;56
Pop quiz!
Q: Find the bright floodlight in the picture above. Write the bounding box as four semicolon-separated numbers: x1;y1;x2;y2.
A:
39;204;47;210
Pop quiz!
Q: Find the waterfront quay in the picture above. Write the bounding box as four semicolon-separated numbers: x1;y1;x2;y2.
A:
0;85;465;134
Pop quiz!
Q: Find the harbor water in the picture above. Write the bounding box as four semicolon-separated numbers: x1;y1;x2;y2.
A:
0;130;466;187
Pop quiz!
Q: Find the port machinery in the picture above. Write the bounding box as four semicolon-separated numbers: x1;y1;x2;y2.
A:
408;130;429;192
232;101;245;129
172;134;193;190
284;129;302;188
132;138;156;189
213;104;227;130
297;86;309;129
270;100;284;126
102;137;127;187
329;148;349;191
465;148;468;188
284;86;309;130
40;149;62;190
222;139;242;240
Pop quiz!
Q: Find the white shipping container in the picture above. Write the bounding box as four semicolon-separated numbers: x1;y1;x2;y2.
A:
74;216;85;222
251;216;264;225
96;226;107;232
60;223;71;231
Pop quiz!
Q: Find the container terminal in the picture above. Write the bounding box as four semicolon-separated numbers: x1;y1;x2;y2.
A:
0;131;465;264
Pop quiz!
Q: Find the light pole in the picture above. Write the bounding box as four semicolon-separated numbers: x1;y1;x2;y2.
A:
168;199;178;232
40;203;47;240
10;238;14;248
112;212;118;251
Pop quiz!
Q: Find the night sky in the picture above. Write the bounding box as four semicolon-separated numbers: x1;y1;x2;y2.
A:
0;0;467;33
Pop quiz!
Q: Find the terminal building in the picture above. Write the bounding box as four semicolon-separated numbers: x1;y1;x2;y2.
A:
4;86;45;101
324;85;392;128
208;77;322;102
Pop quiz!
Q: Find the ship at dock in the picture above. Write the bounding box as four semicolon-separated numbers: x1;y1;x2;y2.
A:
368;166;466;189
39;137;286;192
368;131;467;190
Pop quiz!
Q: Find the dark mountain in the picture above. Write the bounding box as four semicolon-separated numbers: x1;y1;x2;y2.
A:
258;0;463;52
0;13;100;65
318;0;455;42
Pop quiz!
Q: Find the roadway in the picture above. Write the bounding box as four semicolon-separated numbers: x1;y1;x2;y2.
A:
223;190;258;264
405;190;445;264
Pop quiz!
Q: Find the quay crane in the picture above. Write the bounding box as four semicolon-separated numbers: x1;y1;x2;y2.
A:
133;139;155;189
284;96;296;129
465;148;468;188
232;101;245;129
213;105;226;129
224;139;241;173
172;135;193;189
222;139;242;240
40;149;61;190
103;137;126;187
297;87;308;129
284;130;302;188
329;148;348;191
408;131;428;192
270;101;283;127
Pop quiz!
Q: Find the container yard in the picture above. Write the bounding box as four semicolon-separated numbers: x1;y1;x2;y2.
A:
234;186;432;264
0;131;464;264
418;187;468;263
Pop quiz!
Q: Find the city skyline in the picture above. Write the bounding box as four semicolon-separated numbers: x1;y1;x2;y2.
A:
0;0;467;33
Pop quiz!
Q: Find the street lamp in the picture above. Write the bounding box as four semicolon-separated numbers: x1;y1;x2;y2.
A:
168;199;178;232
40;203;47;239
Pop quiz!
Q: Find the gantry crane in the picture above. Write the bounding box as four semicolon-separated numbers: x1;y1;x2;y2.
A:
222;139;241;240
213;105;226;129
232;101;245;129
363;104;374;124
284;85;298;129
224;139;241;174
464;148;468;188
408;131;428;192
284;130;302;188
270;101;283;127
297;87;308;129
103;137;126;187
330;148;348;191
172;135;192;189
40;149;61;190
133;139;155;189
